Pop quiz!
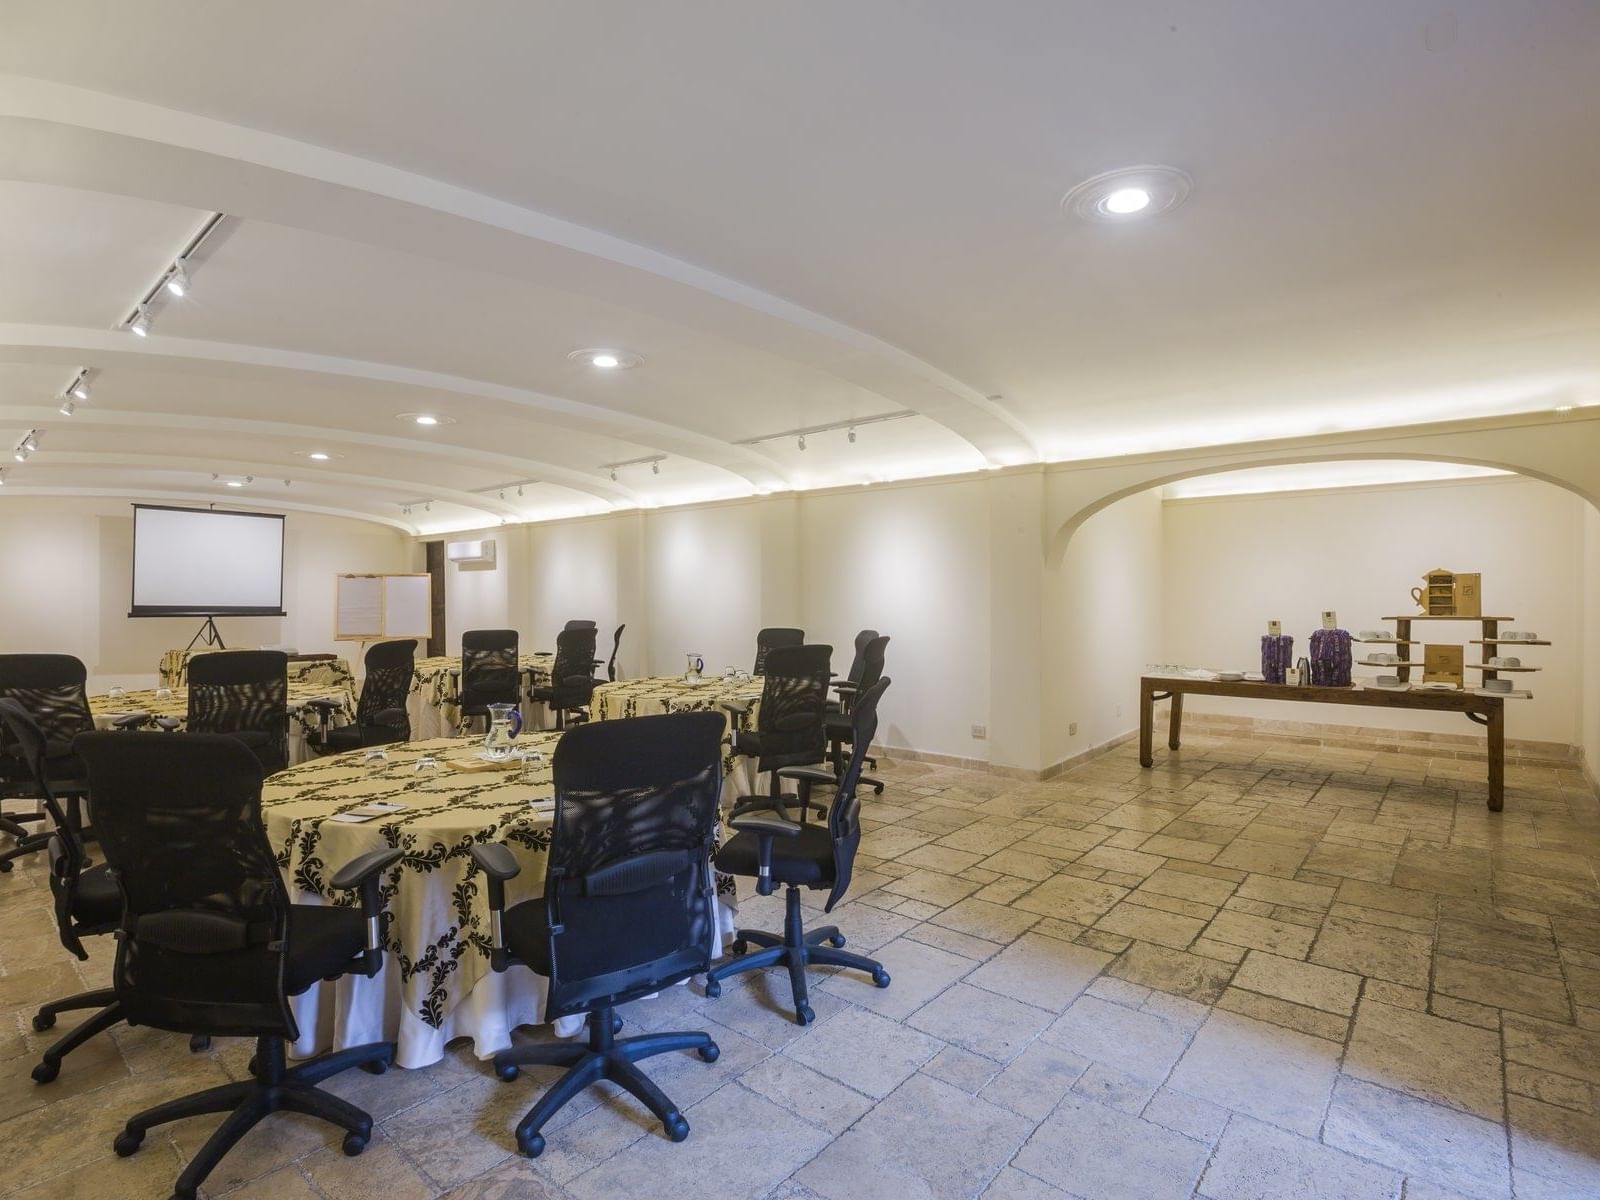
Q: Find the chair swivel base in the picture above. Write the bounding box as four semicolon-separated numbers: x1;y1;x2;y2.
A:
492;1004;718;1158
113;1034;392;1200
704;885;889;1024
30;987;121;1083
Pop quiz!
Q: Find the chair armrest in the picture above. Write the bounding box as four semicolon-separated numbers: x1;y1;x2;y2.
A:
720;700;753;717
110;712;152;730
370;707;407;726
302;698;342;715
729;813;802;896
470;843;521;970
776;766;838;785
832;680;860;694
329;847;404;977
154;717;182;732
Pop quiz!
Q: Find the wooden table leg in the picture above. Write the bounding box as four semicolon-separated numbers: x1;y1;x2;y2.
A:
1486;703;1504;812
1139;683;1155;768
1168;693;1184;752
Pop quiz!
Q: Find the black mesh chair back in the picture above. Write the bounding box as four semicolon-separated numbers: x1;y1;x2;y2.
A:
72;731;298;1039
0;699;95;952
459;629;520;710
753;643;832;773
607;623;626;681
856;635;890;693
824;676;889;911
753;627;805;675
356;639;416;739
186;650;290;776
844;630;879;685
547;626;598;709
563;620;597;631
542;711;724;1020
0;653;94;766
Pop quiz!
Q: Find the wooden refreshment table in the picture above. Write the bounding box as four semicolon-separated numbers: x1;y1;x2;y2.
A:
1138;675;1507;811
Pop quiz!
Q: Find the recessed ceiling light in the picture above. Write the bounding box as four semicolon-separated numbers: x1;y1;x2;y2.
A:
309;452;330;460
395;412;456;426
568;348;643;370
225;480;244;488
1062;165;1192;222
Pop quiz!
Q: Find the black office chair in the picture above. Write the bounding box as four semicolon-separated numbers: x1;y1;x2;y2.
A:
306;640;415;754
827;634;889;794
826;630;879;716
753;627;805;675
722;644;832;807
0;653;96;869
471;711;725;1157
74;731;400;1200
563;619;597;631
0;699;126;1082
531;626;598;730
457;629;520;732
606;623;626;681
187;650;290;776
705;677;893;1024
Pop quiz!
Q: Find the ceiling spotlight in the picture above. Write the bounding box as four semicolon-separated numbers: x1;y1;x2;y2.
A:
610;468;619;482
517;484;524;497
568;348;643;370
848;427;857;443
1062;165;1192;222
71;378;90;402
498;489;506;500
12;447;26;463
1102;187;1151;215
128;305;151;337
58;398;76;417
798;434;807;451
0;469;6;485
308;451;330;461
402;505;412;515
165;261;190;297
651;460;660;475
424;501;432;512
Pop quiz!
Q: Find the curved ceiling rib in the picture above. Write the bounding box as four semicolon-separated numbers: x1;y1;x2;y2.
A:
36;451;528;521
0;484;417;533
0;403;640;505
0;325;770;495
0;75;1040;464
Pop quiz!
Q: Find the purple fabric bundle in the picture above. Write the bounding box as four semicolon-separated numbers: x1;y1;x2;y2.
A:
1309;628;1353;687
1261;634;1294;684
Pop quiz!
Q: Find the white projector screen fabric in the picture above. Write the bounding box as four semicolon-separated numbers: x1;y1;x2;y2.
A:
130;505;287;616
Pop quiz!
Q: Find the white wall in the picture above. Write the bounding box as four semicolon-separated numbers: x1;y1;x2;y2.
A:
0;498;412;689
1162;476;1584;744
1044;490;1165;767
1581;504;1600;772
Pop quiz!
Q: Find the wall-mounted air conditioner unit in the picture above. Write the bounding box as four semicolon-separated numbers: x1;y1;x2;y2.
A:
446;539;496;565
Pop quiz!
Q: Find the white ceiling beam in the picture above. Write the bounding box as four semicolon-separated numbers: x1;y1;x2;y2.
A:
0;76;1039;464
0;484;419;533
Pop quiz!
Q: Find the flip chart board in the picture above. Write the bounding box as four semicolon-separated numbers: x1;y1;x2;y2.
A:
335;573;432;640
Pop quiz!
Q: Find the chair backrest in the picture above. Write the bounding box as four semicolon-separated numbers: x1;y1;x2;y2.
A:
460;629;520;706
547;626;599;707
186;650;289;774
541;711;724;1019
753;627;805;675
0;699;94;954
72;731;299;1039
563;620;598;631
856;635;890;692
0;653;94;756
607;623;626;681
754;643;832;771
358;639;416;734
844;629;880;685
824;676;890;911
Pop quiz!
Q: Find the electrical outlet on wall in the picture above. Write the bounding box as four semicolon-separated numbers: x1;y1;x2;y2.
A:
971;724;987;740
1069;722;1078;737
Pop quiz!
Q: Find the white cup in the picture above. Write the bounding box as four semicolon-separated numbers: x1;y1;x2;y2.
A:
1485;678;1513;693
1358;630;1387;641
1499;656;1521;669
1372;652;1396;664
1376;674;1401;687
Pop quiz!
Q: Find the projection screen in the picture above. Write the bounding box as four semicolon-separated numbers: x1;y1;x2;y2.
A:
129;504;287;616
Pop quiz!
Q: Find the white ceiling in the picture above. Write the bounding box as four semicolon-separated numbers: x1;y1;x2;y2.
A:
1;1;1597;532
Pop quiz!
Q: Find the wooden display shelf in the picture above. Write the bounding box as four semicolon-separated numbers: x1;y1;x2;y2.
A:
1351;638;1420;646
1464;663;1540;672
1383;615;1515;622
1356;659;1411;667
1473;639;1551;646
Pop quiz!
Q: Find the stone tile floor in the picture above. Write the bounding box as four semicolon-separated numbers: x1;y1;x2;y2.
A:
3;731;1600;1198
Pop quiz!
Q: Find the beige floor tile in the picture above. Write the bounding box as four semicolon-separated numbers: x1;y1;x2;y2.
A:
1344;999;1504;1120
1166;1010;1340;1136
1042;993;1192;1083
1012;874;1129;921
815;934;974;1019
1012;1094;1210;1200
782;1007;942;1099
962;932;1112;1013
732;1054;874;1135
1199;1114;1401;1200
1203;910;1317;958
977;1039;1090;1119
1309;915;1433;987
906;982;1053;1063
1107;941;1237;1004
1230;949;1361;1015
1432;955;1573;1023
1094;901;1207;950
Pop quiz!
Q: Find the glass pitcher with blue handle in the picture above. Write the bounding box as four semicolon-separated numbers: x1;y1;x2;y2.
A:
483;702;523;758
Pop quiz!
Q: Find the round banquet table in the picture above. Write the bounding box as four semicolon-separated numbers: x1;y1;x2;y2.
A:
158;649;356;697
262;732;737;1069
408;652;555;740
591;674;765;791
88;682;351;766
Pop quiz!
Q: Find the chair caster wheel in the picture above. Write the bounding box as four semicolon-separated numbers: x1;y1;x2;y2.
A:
611;1014;623;1035
698;1041;720;1063
829;934;847;948
342;1133;367;1156
704;979;721;999
731;939;749;955
188;1035;210;1052
114;1130;144;1157
0;860;12;873
665;1113;690;1143
31;1058;59;1083
497;1061;520;1082
795;1004;814;1025
360;1058;387;1074
31;1011;55;1033
873;970;891;988
518;1132;546;1158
